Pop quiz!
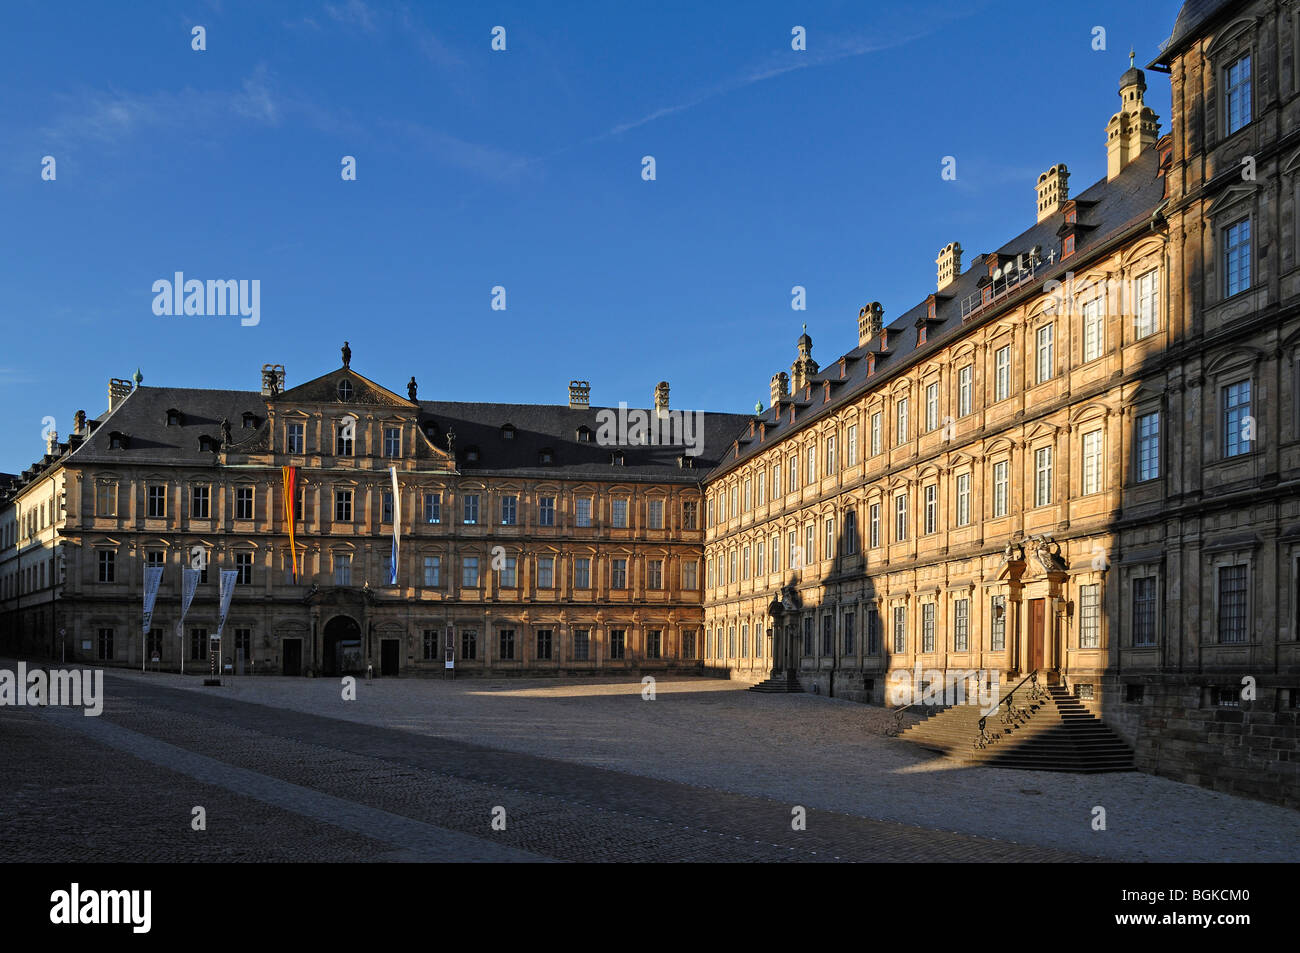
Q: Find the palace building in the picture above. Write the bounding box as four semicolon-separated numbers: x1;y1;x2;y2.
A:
1;0;1296;800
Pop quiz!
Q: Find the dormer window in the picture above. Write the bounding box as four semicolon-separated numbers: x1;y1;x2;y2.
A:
241;412;257;429
423;422;438;440
867;353;876;377
165;409;183;427
500;424;516;440
1062;235;1075;258
927;298;936;321
198;435;217;452
109;431;128;450
918;326;927;346
611;450;625;466
1065;208;1077;225
465;446;480;463
538;448;554;465
677;454;694;468
336;379;354;401
576;425;593;442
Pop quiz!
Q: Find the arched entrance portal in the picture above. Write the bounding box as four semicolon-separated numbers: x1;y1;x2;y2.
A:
323;615;363;675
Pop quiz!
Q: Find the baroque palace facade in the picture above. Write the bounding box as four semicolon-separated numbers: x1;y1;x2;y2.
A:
1;0;1297;796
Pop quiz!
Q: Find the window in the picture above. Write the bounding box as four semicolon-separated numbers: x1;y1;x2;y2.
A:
648;559;663;590
1071;583;1100;648
335;420;354;456
498;629;515;660
611;499;628;528
755;541;765;575
332;554;352;586
870;412;882;456
97;550;115;583
97;628;114;660
869;503;880;548
731;485;739;516
682;559;698;590
189;627;207;661
334;489;352;522
954;599;969;652
462;556;480;588
235;486;254;520
823;519;835;560
925;382;939;432
422;629;438;660
992;460;1009;518
771;466;781;498
424;492;441;524
844;509;857;555
1224;53;1251;136
234;628;252;663
1132;576;1157;646
805;524;815;565
892;606;907;654
1224;218;1251;297
575;498;592;528
1217;565;1248;643
461;628;478;661
757;472;766;505
287;422;305;454
1222;380;1253;457
648;499;664;529
536;629;553;660
534;496;555;527
611;558;628;589
1081;430;1103;496
801;619;813;657
235;552;252;585
806;446;816;484
743;479;752;511
572;628;590;661
383;427;401;458
1036;324;1054;383
531;555;551;589
499;557;517;588
958;365;973;417
894;493;907;541
788;530;798;569
575;557;591;589
1082;298;1104;363
682;628;697;660
847;425;858;466
821;616;833;656
770;533;780;572
463;493;479;525
729;549;738;583
423;555;441;587
994;345;1011;401
843;612;855;655
896;398;909;445
646;629;662;659
191;486;210;519
923;484;937;535
825;437;837;476
96;483;116;517
1134;268;1159;339
146;550;165;569
610;629;626;660
956;473;970;526
867;609;880;655
1137;412;1160;481
683;500;698;530
991;596;1006;652
381;491;394;524
922;603;935;653
500;495;517;526
1034;447;1053;507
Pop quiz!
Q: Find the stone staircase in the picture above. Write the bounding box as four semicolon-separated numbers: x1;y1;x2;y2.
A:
899;681;1135;773
749;671;803;693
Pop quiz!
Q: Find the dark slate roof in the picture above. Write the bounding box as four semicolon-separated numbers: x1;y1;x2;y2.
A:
66;384;750;484
1150;0;1238;67
707;147;1168;481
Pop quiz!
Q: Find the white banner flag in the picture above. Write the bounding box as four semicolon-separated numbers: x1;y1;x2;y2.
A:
142;566;164;637
216;569;238;641
389;466;401;586
180;567;200;625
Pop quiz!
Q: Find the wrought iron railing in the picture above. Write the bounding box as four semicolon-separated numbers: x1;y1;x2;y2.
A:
974;670;1048;749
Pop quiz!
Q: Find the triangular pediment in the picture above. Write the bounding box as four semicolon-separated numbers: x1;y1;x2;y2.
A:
274;366;416;409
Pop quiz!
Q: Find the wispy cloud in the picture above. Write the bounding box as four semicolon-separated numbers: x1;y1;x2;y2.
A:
325;0;377;33
380;119;532;183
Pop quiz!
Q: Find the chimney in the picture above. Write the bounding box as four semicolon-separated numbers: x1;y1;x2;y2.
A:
45;430;59;455
108;378;132;412
568;380;590;409
858;302;884;347
936;242;962;291
261;363;286;396
1035;164;1069;223
770;371;789;408
790;329;817;391
1108;55;1160;181
654;381;670;417
74;410;87;436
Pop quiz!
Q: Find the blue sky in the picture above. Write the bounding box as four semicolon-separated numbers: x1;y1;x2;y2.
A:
0;0;1181;475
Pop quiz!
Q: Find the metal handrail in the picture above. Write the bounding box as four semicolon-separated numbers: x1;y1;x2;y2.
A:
974;670;1047;749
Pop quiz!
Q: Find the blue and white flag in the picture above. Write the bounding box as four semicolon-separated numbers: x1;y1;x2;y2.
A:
389;466;401;586
216;569;238;641
142;566;164;638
